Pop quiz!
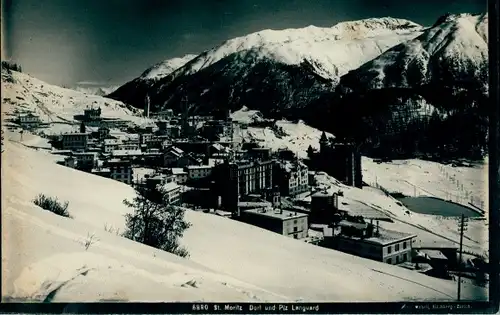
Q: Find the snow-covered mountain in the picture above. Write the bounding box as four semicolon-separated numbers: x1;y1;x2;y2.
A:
109;17;424;114
316;13;489;159
73;83;121;97
337;13;488;93
139;54;198;81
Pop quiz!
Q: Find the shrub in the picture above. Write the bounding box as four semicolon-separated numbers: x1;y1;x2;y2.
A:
33;194;70;217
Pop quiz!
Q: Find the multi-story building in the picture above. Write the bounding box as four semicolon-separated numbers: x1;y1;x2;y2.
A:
107;159;133;184
336;223;417;265
18;113;41;127
213;159;274;212
310;190;339;223
103;139;122;153
241;207;309;239
170;168;188;184
150;109;174;121
61;132;89;151
97;126;110;141
73;152;97;170
163;181;182;205
274;160;309;196
83;107;101;121
317;132;362;188
163;146;185;167
185;165;213;181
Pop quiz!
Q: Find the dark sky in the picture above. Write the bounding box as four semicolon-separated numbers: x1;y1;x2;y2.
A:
2;0;486;86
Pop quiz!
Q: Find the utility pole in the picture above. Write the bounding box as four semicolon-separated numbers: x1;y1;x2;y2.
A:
457;213;468;301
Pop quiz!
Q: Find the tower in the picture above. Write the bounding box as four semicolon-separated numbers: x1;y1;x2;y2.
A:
144;95;150;118
319;131;328;153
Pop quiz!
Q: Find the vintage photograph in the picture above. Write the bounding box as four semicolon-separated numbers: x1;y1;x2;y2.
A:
1;0;492;309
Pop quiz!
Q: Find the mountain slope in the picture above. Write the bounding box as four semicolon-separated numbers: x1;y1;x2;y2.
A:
109;17;424;115
311;13;488;159
1;67;153;135
1;138;487;302
337;13;488;93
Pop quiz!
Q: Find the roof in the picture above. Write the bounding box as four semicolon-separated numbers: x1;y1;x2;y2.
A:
170;168;188;175
73;152;98;157
92;168;111;173
243;208;308;221
112;149;143;156
338;220;368;230
186;165;213;170
311;190;334;198
163;181;181;192
165;146;184;155
362;228;417;246
238;201;272;208
104;139;122;145
420;249;448;260
62;132;89;137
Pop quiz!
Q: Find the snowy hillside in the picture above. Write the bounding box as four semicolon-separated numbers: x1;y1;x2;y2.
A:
1;68;153;134
231;108;334;159
337;13;488;91
109;17;424;113
73;83;120;96
1;137;487;302
139;54;198;81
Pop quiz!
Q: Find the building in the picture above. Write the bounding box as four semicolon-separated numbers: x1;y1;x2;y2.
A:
107;159;133;184
170;168;188;184
73;152;97;170
241;207;309;239
18;113;41;127
61;132;89;151
248;147;272;161
139;133;154;145
310;190;339;223
117;142;140;151
200;120;233;140
274;159;309;196
97;126;110;141
150;109;174;121
185;165;213;181
63;156;76;168
103;139;122;153
213;159;274;212
91;168;111;178
163;146;185;167
83;107;102;121
317;132;362;188
111;149;143;160
163;181;182;205
336;224;417;265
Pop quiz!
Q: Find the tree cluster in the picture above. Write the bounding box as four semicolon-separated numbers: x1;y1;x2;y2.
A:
123;184;191;258
1;61;23;72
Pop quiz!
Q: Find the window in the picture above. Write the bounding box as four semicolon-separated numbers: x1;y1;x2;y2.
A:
395;244;400;251
293;220;297;224
403;241;407;249
387;246;392;254
403;253;407;262
293;226;298;232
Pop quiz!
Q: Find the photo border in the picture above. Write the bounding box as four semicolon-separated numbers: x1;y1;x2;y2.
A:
0;0;498;313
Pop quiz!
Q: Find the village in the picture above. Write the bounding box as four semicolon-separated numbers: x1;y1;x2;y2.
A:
11;102;487;287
